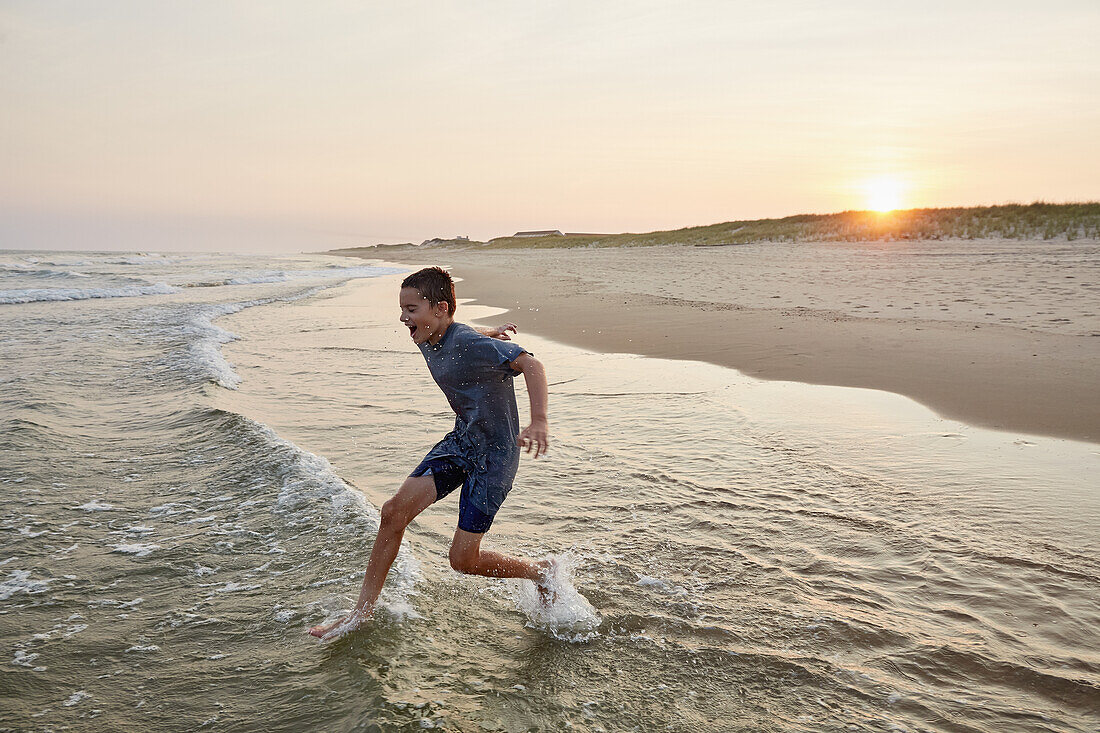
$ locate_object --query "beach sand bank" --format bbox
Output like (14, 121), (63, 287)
(335, 239), (1100, 443)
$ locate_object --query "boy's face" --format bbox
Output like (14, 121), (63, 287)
(399, 287), (452, 345)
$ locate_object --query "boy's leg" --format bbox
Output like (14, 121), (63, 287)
(308, 474), (437, 638)
(446, 471), (553, 588)
(448, 529), (546, 582)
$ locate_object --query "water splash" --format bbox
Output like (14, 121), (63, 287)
(510, 553), (601, 642)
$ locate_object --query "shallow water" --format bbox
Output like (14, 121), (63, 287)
(2, 253), (1098, 732)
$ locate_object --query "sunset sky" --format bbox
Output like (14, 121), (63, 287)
(2, 1), (1098, 251)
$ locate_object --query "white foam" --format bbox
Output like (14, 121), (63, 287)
(181, 287), (324, 389)
(636, 575), (689, 596)
(256, 417), (424, 617)
(122, 525), (155, 535)
(510, 553), (601, 642)
(110, 543), (160, 557)
(63, 690), (90, 706)
(256, 419), (382, 526)
(180, 266), (401, 390)
(125, 645), (160, 653)
(314, 607), (370, 641)
(185, 303), (246, 389)
(375, 597), (425, 623)
(13, 649), (40, 667)
(0, 570), (52, 600)
(215, 582), (261, 593)
(0, 282), (180, 305)
(313, 552), (425, 640)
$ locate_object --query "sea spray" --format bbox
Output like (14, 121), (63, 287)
(510, 553), (601, 642)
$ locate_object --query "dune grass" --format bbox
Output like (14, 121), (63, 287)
(328, 202), (1100, 254)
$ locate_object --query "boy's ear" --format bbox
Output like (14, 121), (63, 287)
(433, 300), (451, 317)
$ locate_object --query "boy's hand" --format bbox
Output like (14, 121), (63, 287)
(482, 322), (518, 340)
(518, 419), (549, 458)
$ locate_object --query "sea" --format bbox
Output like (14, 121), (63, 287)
(1, 249), (1097, 732)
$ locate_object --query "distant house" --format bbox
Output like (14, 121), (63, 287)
(513, 230), (563, 238)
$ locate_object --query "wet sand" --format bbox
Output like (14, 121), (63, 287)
(335, 240), (1100, 443)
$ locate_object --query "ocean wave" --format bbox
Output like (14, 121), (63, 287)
(180, 285), (327, 390)
(0, 265), (93, 279)
(177, 263), (400, 391)
(220, 265), (404, 287)
(211, 409), (422, 620)
(223, 272), (294, 285)
(185, 302), (249, 389)
(0, 282), (181, 305)
(0, 261), (403, 304)
(223, 409), (385, 528)
(1, 257), (90, 268)
(101, 255), (176, 266)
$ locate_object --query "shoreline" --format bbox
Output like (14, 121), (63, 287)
(334, 244), (1099, 444)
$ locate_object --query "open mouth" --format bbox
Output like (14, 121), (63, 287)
(407, 324), (418, 338)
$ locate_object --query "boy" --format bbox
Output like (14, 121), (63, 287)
(309, 267), (552, 640)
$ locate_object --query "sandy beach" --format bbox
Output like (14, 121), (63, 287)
(338, 238), (1100, 444)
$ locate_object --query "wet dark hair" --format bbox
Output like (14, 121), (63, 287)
(401, 267), (456, 316)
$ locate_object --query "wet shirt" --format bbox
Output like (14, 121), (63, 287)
(417, 323), (528, 513)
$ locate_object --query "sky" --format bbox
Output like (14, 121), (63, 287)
(2, 1), (1098, 252)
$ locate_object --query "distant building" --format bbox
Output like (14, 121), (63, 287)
(513, 230), (563, 238)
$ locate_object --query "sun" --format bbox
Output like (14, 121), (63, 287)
(861, 176), (905, 213)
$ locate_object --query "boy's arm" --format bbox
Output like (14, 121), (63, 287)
(510, 352), (549, 458)
(474, 322), (518, 341)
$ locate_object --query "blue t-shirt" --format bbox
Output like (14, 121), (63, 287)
(417, 322), (529, 513)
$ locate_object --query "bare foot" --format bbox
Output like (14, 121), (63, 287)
(308, 607), (371, 640)
(535, 557), (560, 607)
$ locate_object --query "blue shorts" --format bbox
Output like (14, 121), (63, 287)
(409, 457), (497, 534)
